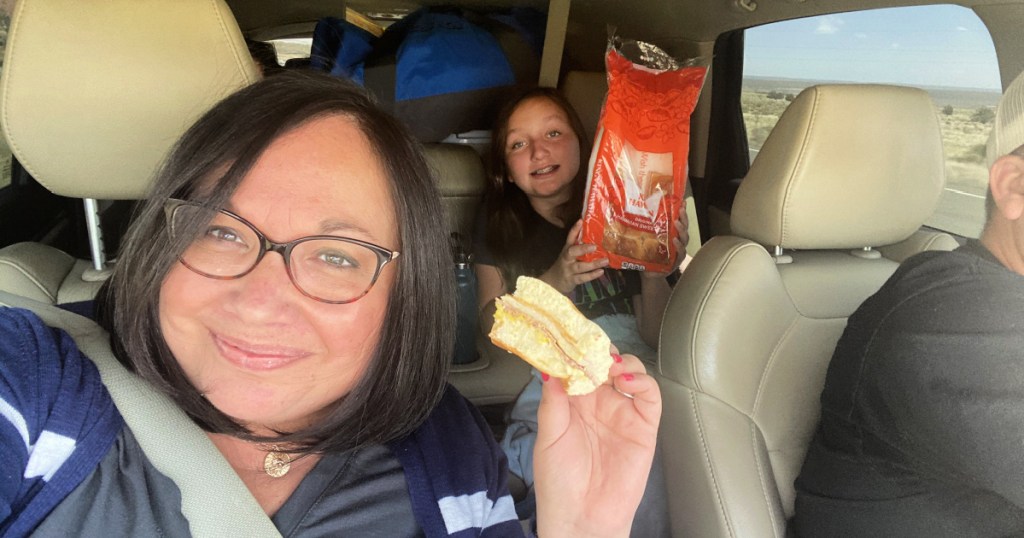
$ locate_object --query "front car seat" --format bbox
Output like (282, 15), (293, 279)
(0, 0), (258, 303)
(656, 84), (958, 537)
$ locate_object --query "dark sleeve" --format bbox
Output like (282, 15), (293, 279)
(0, 309), (37, 525)
(0, 308), (121, 535)
(623, 269), (642, 297)
(862, 273), (1024, 506)
(389, 386), (522, 536)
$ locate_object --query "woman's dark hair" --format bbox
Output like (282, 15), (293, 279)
(96, 70), (454, 453)
(484, 87), (590, 286)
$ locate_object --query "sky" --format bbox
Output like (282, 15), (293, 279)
(745, 5), (1001, 91)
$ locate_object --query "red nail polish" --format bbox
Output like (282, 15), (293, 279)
(612, 354), (623, 363)
(622, 373), (634, 381)
(541, 372), (550, 382)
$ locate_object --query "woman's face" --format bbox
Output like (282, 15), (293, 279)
(504, 96), (581, 204)
(159, 114), (399, 434)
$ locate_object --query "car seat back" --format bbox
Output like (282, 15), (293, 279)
(0, 0), (258, 304)
(657, 84), (958, 537)
(424, 143), (488, 242)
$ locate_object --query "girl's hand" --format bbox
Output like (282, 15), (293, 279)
(642, 200), (690, 279)
(541, 219), (609, 294)
(533, 352), (661, 538)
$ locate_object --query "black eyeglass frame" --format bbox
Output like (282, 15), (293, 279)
(164, 198), (400, 304)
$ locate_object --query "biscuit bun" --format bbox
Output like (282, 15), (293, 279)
(489, 276), (613, 395)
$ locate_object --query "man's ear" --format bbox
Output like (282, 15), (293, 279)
(989, 154), (1024, 221)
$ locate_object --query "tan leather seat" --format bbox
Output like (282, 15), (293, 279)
(656, 84), (958, 537)
(0, 0), (258, 303)
(424, 143), (489, 241)
(424, 142), (533, 405)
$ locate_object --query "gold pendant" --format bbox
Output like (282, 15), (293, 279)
(263, 447), (291, 478)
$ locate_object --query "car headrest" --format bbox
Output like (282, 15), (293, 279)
(731, 84), (945, 249)
(423, 143), (486, 199)
(0, 0), (259, 200)
(422, 143), (487, 241)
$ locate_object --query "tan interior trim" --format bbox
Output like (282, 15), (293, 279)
(538, 0), (571, 87)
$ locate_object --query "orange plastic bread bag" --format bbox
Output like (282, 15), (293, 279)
(579, 37), (708, 273)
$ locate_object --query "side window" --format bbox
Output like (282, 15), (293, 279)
(270, 38), (312, 66)
(743, 5), (1000, 238)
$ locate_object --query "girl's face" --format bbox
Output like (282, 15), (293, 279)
(158, 114), (399, 434)
(504, 96), (581, 205)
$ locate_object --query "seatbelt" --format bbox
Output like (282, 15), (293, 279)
(538, 0), (571, 88)
(0, 292), (281, 538)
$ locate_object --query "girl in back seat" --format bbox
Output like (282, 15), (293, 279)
(475, 87), (688, 359)
(474, 87), (686, 534)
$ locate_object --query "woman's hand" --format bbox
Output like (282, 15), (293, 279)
(533, 353), (662, 538)
(540, 219), (609, 294)
(642, 199), (690, 280)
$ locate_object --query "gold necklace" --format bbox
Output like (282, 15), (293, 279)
(263, 446), (292, 478)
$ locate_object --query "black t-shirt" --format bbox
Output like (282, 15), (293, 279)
(792, 241), (1024, 537)
(473, 208), (640, 319)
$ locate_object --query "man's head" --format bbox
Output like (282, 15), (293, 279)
(981, 70), (1024, 275)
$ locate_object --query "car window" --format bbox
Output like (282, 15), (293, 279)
(270, 37), (312, 65)
(743, 5), (1000, 238)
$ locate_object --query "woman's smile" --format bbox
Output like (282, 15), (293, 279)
(212, 332), (312, 371)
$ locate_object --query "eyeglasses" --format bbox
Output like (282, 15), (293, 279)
(164, 199), (400, 304)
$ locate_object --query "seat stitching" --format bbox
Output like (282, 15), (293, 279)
(751, 316), (800, 414)
(207, 0), (255, 81)
(780, 87), (821, 246)
(751, 421), (782, 537)
(690, 389), (737, 537)
(0, 259), (57, 302)
(682, 240), (765, 391)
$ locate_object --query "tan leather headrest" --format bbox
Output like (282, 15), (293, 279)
(0, 0), (258, 200)
(423, 143), (486, 198)
(731, 85), (945, 249)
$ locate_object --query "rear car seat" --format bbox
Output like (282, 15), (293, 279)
(423, 143), (534, 406)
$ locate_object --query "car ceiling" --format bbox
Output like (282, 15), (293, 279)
(227, 0), (1024, 84)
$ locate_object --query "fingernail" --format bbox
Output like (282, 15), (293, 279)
(541, 372), (550, 382)
(622, 373), (634, 381)
(612, 353), (623, 363)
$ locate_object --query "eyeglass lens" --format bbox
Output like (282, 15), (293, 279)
(171, 204), (384, 303)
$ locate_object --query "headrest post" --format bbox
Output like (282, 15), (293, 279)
(850, 246), (882, 260)
(772, 245), (793, 265)
(83, 198), (107, 272)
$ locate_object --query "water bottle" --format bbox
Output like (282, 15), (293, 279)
(452, 236), (479, 364)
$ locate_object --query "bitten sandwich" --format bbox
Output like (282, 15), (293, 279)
(489, 276), (612, 395)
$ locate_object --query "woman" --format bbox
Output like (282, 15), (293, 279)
(0, 72), (660, 537)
